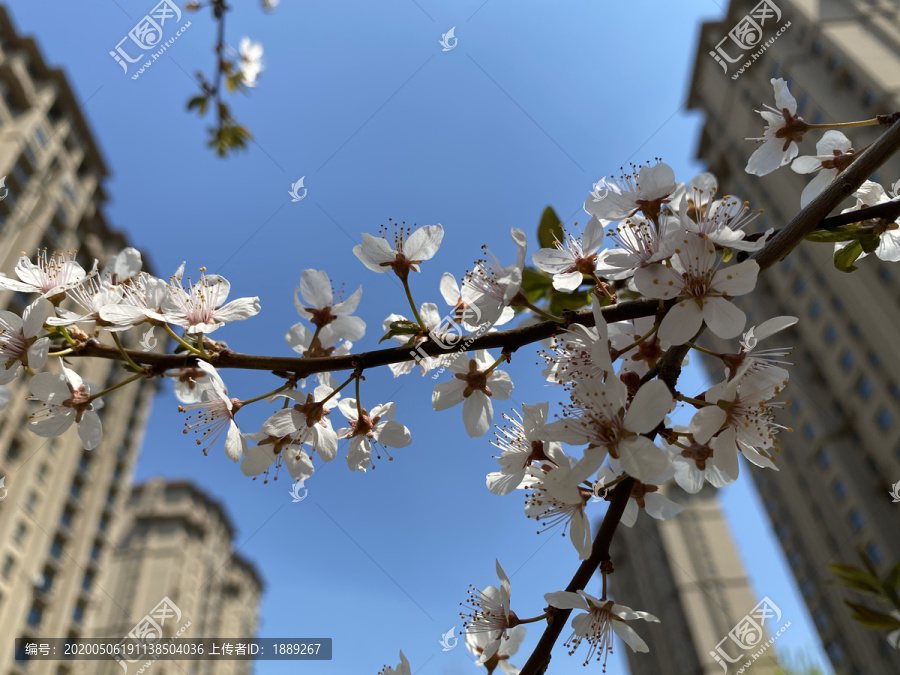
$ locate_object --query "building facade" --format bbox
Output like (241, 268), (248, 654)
(688, 0), (900, 672)
(81, 479), (263, 675)
(613, 485), (780, 675)
(0, 7), (160, 674)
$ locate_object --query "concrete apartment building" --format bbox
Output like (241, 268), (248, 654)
(688, 0), (900, 672)
(613, 486), (780, 675)
(0, 6), (163, 675)
(81, 478), (263, 675)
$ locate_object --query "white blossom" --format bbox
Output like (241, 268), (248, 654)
(532, 217), (606, 291)
(634, 234), (759, 345)
(462, 228), (528, 326)
(461, 560), (517, 664)
(584, 162), (677, 221)
(178, 361), (246, 462)
(163, 265), (260, 334)
(432, 350), (513, 438)
(0, 299), (50, 385)
(238, 38), (264, 87)
(746, 78), (807, 176)
(353, 222), (443, 278)
(29, 359), (104, 450)
(377, 651), (411, 675)
(337, 399), (411, 472)
(544, 591), (659, 667)
(594, 215), (682, 281)
(792, 131), (856, 208)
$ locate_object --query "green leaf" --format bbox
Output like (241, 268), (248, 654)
(721, 248), (734, 263)
(887, 563), (900, 593)
(833, 240), (863, 273)
(520, 266), (555, 305)
(187, 95), (209, 116)
(549, 289), (592, 317)
(537, 206), (564, 249)
(859, 232), (881, 254)
(845, 601), (900, 631)
(829, 562), (884, 595)
(379, 319), (422, 344)
(805, 224), (861, 243)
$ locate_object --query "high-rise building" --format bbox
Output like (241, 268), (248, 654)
(81, 478), (264, 675)
(688, 0), (900, 672)
(0, 7), (161, 674)
(613, 485), (780, 675)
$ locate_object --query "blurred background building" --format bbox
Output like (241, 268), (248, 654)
(688, 0), (900, 672)
(0, 9), (262, 675)
(613, 485), (780, 674)
(82, 478), (264, 675)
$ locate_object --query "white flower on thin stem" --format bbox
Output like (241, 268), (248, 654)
(286, 322), (353, 358)
(792, 131), (857, 208)
(462, 228), (528, 326)
(163, 265), (260, 334)
(487, 402), (557, 495)
(432, 350), (513, 438)
(544, 591), (659, 668)
(532, 217), (606, 292)
(240, 430), (314, 483)
(293, 269), (365, 342)
(45, 275), (129, 331)
(238, 38), (264, 87)
(833, 180), (900, 263)
(746, 78), (808, 176)
(99, 272), (170, 328)
(461, 560), (518, 664)
(542, 377), (673, 483)
(465, 624), (526, 675)
(29, 359), (103, 450)
(337, 399), (411, 472)
(634, 234), (759, 345)
(525, 445), (593, 559)
(585, 162), (677, 221)
(0, 250), (90, 302)
(0, 299), (50, 385)
(377, 651), (411, 675)
(178, 361), (246, 462)
(172, 366), (216, 404)
(353, 221), (444, 279)
(720, 315), (797, 383)
(594, 215), (682, 281)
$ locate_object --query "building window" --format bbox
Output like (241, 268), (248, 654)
(813, 111), (826, 125)
(863, 90), (877, 108)
(788, 551), (803, 569)
(868, 351), (883, 367)
(839, 349), (855, 371)
(857, 378), (873, 400)
(50, 540), (63, 559)
(6, 437), (22, 462)
(849, 509), (865, 532)
(826, 641), (845, 664)
(793, 277), (807, 294)
(847, 322), (861, 338)
(25, 491), (39, 514)
(824, 324), (837, 344)
(876, 408), (893, 431)
(72, 602), (86, 623)
(831, 295), (845, 311)
(1, 554), (15, 580)
(808, 300), (822, 319)
(813, 609), (830, 630)
(889, 382), (900, 400)
(803, 423), (817, 440)
(865, 542), (882, 565)
(832, 479), (847, 499)
(81, 573), (93, 591)
(878, 266), (893, 283)
(37, 463), (49, 483)
(800, 580), (815, 598)
(817, 450), (830, 468)
(90, 542), (102, 561)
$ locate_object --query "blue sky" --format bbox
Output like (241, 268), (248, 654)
(10, 0), (832, 672)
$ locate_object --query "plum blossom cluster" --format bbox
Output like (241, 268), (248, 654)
(4, 117), (900, 673)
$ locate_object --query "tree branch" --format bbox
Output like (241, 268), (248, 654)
(68, 298), (665, 376)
